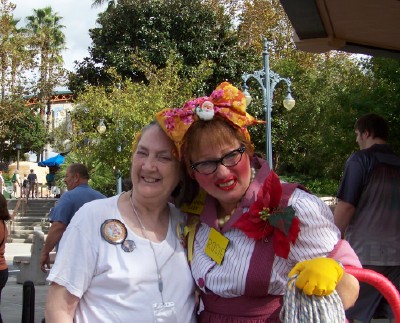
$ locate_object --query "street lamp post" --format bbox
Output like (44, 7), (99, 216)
(242, 38), (295, 169)
(16, 144), (22, 170)
(97, 119), (122, 195)
(116, 144), (122, 194)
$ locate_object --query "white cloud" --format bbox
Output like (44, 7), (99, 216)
(11, 0), (104, 71)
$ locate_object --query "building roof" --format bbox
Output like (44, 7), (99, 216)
(279, 0), (400, 59)
(24, 91), (75, 106)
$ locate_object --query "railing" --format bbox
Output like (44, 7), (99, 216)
(8, 197), (27, 242)
(345, 266), (400, 322)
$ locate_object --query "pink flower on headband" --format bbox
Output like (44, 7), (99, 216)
(210, 89), (224, 100)
(155, 82), (265, 159)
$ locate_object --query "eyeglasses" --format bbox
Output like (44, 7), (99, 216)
(191, 146), (246, 175)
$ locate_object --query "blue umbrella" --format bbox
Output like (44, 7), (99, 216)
(38, 154), (65, 167)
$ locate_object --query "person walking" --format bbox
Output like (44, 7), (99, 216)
(27, 169), (38, 199)
(0, 193), (11, 323)
(335, 113), (400, 323)
(21, 174), (28, 198)
(45, 171), (56, 198)
(40, 163), (106, 272)
(11, 170), (20, 198)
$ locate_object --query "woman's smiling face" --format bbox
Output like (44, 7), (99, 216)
(191, 140), (251, 212)
(131, 124), (180, 202)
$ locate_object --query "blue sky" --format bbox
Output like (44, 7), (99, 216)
(11, 0), (104, 71)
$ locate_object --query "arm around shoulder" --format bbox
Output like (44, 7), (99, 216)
(45, 282), (79, 322)
(334, 200), (355, 237)
(336, 272), (360, 310)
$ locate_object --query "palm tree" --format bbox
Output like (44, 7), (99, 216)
(26, 6), (66, 118)
(9, 18), (31, 97)
(0, 0), (28, 100)
(91, 0), (116, 8)
(26, 6), (66, 161)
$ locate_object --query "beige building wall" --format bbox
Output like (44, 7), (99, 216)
(7, 161), (51, 197)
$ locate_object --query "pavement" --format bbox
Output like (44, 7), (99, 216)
(2, 243), (48, 323)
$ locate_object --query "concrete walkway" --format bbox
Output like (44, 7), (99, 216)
(2, 243), (48, 323)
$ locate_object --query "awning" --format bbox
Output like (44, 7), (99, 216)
(279, 0), (400, 59)
(38, 154), (65, 167)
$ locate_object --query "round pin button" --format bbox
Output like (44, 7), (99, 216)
(100, 219), (127, 244)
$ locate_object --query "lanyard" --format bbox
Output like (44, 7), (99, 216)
(129, 193), (176, 304)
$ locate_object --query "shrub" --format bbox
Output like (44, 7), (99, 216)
(280, 173), (339, 197)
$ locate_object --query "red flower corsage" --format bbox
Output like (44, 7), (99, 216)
(233, 171), (300, 259)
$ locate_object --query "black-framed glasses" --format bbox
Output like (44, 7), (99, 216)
(191, 146), (246, 175)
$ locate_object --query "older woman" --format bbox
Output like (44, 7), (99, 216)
(156, 82), (361, 322)
(45, 122), (196, 322)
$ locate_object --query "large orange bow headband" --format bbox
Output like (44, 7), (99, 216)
(156, 82), (265, 158)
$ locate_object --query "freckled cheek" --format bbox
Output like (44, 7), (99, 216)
(130, 161), (142, 181)
(229, 156), (251, 184)
(194, 173), (214, 189)
(234, 157), (250, 176)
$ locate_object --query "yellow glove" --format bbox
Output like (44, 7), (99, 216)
(288, 257), (344, 296)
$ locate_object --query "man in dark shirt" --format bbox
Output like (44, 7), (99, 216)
(335, 113), (400, 323)
(27, 169), (38, 198)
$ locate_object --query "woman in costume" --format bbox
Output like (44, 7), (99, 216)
(45, 122), (196, 322)
(156, 82), (361, 322)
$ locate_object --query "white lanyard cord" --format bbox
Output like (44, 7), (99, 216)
(129, 193), (176, 304)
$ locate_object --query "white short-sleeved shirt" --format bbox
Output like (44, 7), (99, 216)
(48, 195), (196, 323)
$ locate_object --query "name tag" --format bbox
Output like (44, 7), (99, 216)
(204, 228), (229, 265)
(180, 190), (207, 215)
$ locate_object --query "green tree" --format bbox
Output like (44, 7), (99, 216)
(69, 0), (257, 95)
(234, 0), (399, 194)
(0, 0), (31, 100)
(0, 99), (47, 163)
(54, 152), (116, 197)
(363, 57), (400, 152)
(26, 6), (66, 119)
(0, 0), (47, 163)
(91, 0), (112, 7)
(72, 0), (399, 197)
(25, 6), (67, 161)
(60, 55), (213, 195)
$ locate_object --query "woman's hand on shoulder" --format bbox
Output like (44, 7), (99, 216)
(335, 272), (360, 309)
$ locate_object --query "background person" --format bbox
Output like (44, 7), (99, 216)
(27, 169), (37, 198)
(46, 170), (56, 198)
(21, 174), (28, 198)
(11, 170), (20, 198)
(335, 113), (400, 323)
(0, 193), (11, 323)
(45, 122), (196, 322)
(40, 163), (106, 272)
(0, 171), (4, 194)
(156, 81), (361, 322)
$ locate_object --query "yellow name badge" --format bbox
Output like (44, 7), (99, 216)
(180, 190), (207, 215)
(204, 228), (229, 265)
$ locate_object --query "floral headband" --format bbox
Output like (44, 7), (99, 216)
(155, 82), (265, 158)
